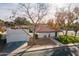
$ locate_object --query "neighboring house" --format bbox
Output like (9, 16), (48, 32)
(35, 25), (61, 38)
(63, 30), (79, 36)
(14, 25), (32, 29)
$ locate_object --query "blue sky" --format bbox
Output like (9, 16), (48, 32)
(0, 3), (79, 22)
(0, 3), (18, 21)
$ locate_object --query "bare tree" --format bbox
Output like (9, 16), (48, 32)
(72, 22), (79, 36)
(73, 7), (79, 16)
(55, 5), (76, 36)
(9, 10), (17, 22)
(18, 3), (49, 44)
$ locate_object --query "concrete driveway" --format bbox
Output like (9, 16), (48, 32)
(0, 29), (29, 56)
(6, 29), (29, 43)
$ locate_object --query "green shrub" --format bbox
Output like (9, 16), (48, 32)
(58, 35), (79, 44)
(0, 34), (2, 39)
(0, 34), (6, 44)
(29, 29), (32, 33)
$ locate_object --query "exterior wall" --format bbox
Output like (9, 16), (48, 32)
(68, 31), (75, 36)
(6, 29), (29, 43)
(29, 32), (60, 38)
(63, 30), (75, 36)
(62, 30), (79, 36)
(77, 31), (79, 36)
(37, 32), (55, 38)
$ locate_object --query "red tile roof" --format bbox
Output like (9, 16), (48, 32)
(35, 25), (60, 33)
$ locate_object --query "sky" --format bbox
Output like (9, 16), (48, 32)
(0, 3), (79, 22)
(0, 3), (18, 21)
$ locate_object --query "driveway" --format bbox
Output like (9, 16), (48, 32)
(0, 29), (29, 56)
(6, 29), (29, 43)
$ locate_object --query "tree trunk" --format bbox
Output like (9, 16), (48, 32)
(32, 24), (36, 44)
(65, 30), (68, 36)
(75, 31), (77, 37)
(55, 32), (57, 37)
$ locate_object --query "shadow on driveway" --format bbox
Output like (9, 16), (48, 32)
(0, 41), (26, 56)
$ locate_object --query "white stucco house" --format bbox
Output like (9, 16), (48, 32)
(30, 25), (61, 38)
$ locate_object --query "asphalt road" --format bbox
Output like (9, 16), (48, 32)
(19, 46), (79, 56)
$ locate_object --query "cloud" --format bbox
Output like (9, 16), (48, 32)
(0, 3), (79, 21)
(0, 3), (18, 21)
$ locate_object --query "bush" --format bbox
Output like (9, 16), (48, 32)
(0, 39), (6, 44)
(0, 27), (6, 32)
(0, 34), (6, 44)
(0, 34), (2, 39)
(58, 35), (79, 44)
(29, 29), (33, 33)
(34, 34), (38, 39)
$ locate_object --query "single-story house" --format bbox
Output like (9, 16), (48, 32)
(30, 25), (61, 38)
(14, 25), (32, 29)
(62, 30), (79, 36)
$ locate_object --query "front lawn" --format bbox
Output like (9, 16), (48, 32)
(58, 35), (79, 44)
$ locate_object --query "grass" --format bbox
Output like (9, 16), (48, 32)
(58, 35), (79, 44)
